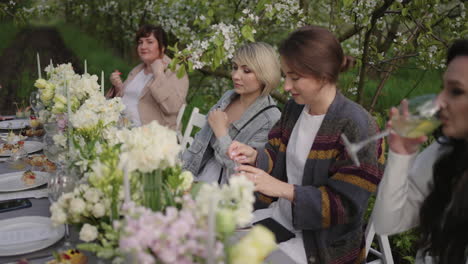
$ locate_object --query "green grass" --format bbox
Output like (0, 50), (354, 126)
(0, 22), (21, 55)
(55, 23), (134, 81)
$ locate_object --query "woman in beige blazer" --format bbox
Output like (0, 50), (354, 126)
(108, 24), (189, 129)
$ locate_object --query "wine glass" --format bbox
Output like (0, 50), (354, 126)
(28, 116), (41, 140)
(341, 94), (441, 167)
(7, 144), (28, 170)
(29, 91), (43, 115)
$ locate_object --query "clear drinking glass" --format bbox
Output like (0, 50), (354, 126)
(341, 94), (441, 167)
(48, 164), (78, 250)
(29, 91), (43, 115)
(42, 123), (66, 164)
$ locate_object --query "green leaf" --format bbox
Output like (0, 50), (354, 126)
(77, 243), (103, 252)
(187, 60), (194, 72)
(190, 181), (204, 197)
(255, 0), (269, 12)
(176, 65), (186, 78)
(402, 8), (408, 17)
(241, 25), (255, 42)
(343, 0), (353, 8)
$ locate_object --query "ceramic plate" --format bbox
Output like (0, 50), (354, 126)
(0, 171), (49, 192)
(0, 141), (43, 157)
(0, 216), (65, 256)
(0, 119), (29, 130)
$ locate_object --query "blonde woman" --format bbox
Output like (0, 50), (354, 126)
(182, 42), (281, 184)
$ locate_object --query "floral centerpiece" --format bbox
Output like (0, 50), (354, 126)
(50, 120), (194, 261)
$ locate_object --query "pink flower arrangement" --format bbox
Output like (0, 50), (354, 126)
(119, 198), (224, 264)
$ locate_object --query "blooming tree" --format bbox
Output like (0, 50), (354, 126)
(7, 0), (468, 108)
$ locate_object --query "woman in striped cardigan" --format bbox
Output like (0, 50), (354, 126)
(229, 26), (385, 264)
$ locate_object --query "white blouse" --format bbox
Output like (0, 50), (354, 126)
(122, 70), (153, 127)
(253, 105), (325, 264)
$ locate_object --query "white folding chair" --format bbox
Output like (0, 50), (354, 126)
(176, 104), (186, 143)
(365, 212), (394, 264)
(180, 107), (206, 150)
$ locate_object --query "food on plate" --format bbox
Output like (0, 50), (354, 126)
(21, 170), (36, 185)
(0, 141), (24, 154)
(23, 128), (45, 137)
(25, 155), (56, 172)
(46, 249), (88, 264)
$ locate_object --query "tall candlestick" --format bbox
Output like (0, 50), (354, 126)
(84, 60), (87, 74)
(36, 53), (42, 79)
(101, 70), (104, 95)
(123, 163), (131, 203)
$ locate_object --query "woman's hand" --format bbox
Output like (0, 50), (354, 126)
(236, 165), (294, 201)
(208, 109), (229, 138)
(388, 100), (427, 155)
(228, 141), (258, 165)
(110, 70), (123, 88)
(150, 59), (168, 76)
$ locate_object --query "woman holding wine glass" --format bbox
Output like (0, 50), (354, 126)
(373, 39), (468, 264)
(228, 26), (385, 264)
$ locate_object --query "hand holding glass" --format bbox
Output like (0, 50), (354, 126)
(341, 94), (441, 167)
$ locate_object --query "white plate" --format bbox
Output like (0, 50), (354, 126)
(0, 216), (65, 256)
(0, 119), (29, 130)
(0, 171), (49, 192)
(0, 133), (28, 141)
(0, 141), (43, 157)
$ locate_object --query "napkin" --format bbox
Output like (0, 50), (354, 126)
(0, 188), (48, 201)
(0, 226), (59, 246)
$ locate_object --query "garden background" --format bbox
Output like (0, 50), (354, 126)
(1, 0), (466, 263)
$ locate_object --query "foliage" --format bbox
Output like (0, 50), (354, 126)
(17, 0), (465, 108)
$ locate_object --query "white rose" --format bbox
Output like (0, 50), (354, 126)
(92, 203), (106, 218)
(40, 88), (54, 102)
(34, 79), (48, 89)
(69, 198), (86, 215)
(84, 188), (100, 203)
(51, 207), (67, 226)
(79, 223), (98, 242)
(179, 171), (193, 191)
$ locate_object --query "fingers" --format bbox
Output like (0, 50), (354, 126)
(236, 165), (259, 174)
(228, 141), (240, 157)
(400, 99), (409, 118)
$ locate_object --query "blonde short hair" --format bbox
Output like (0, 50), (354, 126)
(232, 42), (281, 96)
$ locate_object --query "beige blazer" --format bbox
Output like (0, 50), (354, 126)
(118, 55), (189, 129)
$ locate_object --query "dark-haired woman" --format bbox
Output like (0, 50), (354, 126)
(108, 24), (188, 128)
(229, 26), (385, 264)
(374, 39), (468, 264)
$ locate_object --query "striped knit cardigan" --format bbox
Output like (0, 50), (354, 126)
(255, 92), (385, 264)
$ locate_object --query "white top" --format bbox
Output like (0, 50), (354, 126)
(253, 105), (325, 264)
(122, 70), (153, 127)
(373, 141), (465, 264)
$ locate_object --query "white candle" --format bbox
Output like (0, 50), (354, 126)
(36, 53), (42, 79)
(49, 59), (53, 67)
(66, 81), (73, 153)
(101, 70), (104, 95)
(123, 163), (131, 203)
(84, 60), (87, 74)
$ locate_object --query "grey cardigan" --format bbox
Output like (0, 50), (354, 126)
(182, 90), (280, 182)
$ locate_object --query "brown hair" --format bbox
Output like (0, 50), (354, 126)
(279, 25), (355, 84)
(135, 24), (167, 56)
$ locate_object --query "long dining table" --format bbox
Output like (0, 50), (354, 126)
(0, 123), (295, 264)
